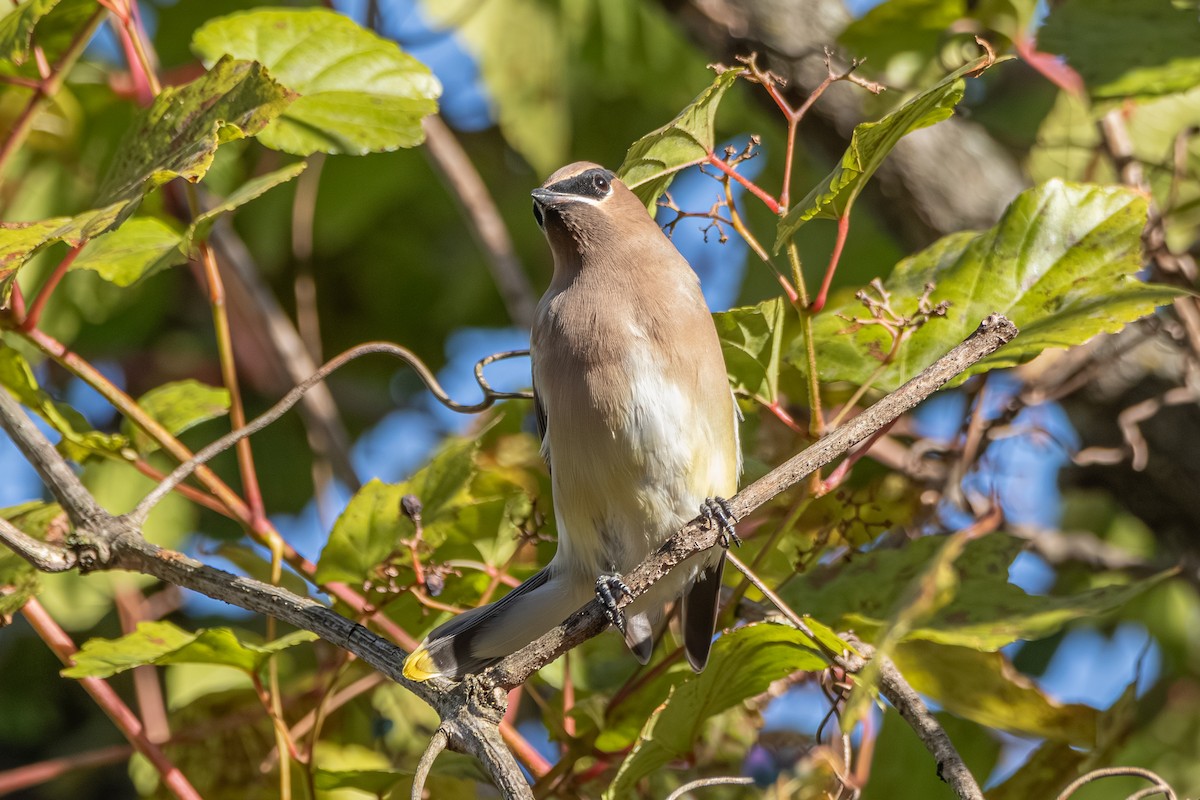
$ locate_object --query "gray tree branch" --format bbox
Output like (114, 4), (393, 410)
(1, 314), (1017, 799)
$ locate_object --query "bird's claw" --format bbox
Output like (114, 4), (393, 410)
(595, 573), (631, 635)
(701, 496), (741, 548)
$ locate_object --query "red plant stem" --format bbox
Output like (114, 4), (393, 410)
(501, 723), (552, 777)
(0, 9), (106, 181)
(0, 744), (134, 795)
(818, 418), (898, 495)
(22, 599), (203, 800)
(132, 459), (236, 518)
(781, 117), (799, 210)
(705, 152), (781, 214)
(766, 399), (805, 434)
(562, 651), (576, 739)
(19, 244), (82, 332)
(813, 211), (852, 312)
(9, 281), (28, 321)
(198, 244), (266, 528)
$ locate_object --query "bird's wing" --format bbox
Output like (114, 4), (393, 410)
(534, 380), (550, 473)
(681, 550), (726, 672)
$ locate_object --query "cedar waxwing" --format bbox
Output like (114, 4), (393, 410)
(403, 162), (741, 681)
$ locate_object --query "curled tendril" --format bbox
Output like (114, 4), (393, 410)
(129, 342), (532, 524)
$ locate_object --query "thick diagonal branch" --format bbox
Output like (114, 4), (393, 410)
(485, 314), (1017, 688)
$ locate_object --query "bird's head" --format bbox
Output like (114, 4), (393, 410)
(531, 162), (652, 259)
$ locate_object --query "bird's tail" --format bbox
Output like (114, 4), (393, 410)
(404, 566), (590, 681)
(681, 549), (726, 671)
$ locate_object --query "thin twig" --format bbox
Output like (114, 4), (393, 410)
(1054, 766), (1177, 800)
(422, 115), (538, 328)
(413, 728), (449, 800)
(129, 343), (530, 523)
(840, 635), (983, 800)
(665, 775), (756, 800)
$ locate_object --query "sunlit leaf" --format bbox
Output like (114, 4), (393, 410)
(892, 641), (1098, 745)
(315, 439), (479, 586)
(188, 161), (307, 242)
(0, 341), (130, 461)
(99, 55), (295, 208)
(801, 181), (1181, 391)
(617, 67), (745, 212)
(70, 217), (187, 287)
(423, 0), (565, 174)
(123, 379), (230, 456)
(779, 532), (1171, 652)
(1039, 0), (1200, 99)
(714, 297), (790, 404)
(775, 53), (1006, 250)
(62, 620), (317, 678)
(0, 502), (63, 620)
(0, 0), (62, 64)
(313, 768), (409, 793)
(192, 9), (440, 157)
(607, 623), (827, 798)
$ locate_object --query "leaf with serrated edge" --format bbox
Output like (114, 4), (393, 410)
(0, 341), (129, 461)
(892, 640), (1097, 745)
(779, 532), (1171, 652)
(606, 623), (828, 798)
(617, 67), (745, 213)
(70, 217), (186, 287)
(1039, 0), (1200, 99)
(315, 440), (478, 586)
(99, 56), (295, 208)
(714, 297), (789, 404)
(192, 9), (440, 157)
(798, 181), (1182, 391)
(775, 54), (1010, 250)
(122, 379), (230, 455)
(62, 620), (317, 678)
(0, 0), (61, 65)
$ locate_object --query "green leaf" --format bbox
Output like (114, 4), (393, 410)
(69, 217), (187, 287)
(63, 620), (318, 678)
(892, 641), (1097, 745)
(617, 67), (745, 213)
(713, 297), (790, 404)
(1039, 0), (1200, 99)
(0, 57), (294, 273)
(775, 54), (1006, 250)
(315, 439), (478, 586)
(839, 0), (964, 74)
(779, 532), (1171, 652)
(804, 181), (1182, 391)
(0, 0), (61, 65)
(99, 55), (296, 209)
(0, 218), (71, 267)
(0, 502), (63, 619)
(313, 768), (409, 794)
(422, 0), (565, 174)
(188, 161), (307, 242)
(123, 379), (230, 456)
(192, 9), (441, 157)
(0, 340), (130, 462)
(607, 623), (826, 798)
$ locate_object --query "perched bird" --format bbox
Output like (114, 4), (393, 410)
(404, 162), (740, 682)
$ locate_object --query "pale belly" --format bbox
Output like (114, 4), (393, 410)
(544, 365), (735, 583)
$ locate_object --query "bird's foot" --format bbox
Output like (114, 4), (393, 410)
(701, 496), (741, 548)
(595, 573), (632, 635)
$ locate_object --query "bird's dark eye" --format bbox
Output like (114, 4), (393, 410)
(532, 201), (544, 228)
(592, 173), (610, 193)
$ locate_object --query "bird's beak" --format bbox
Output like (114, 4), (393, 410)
(531, 187), (569, 207)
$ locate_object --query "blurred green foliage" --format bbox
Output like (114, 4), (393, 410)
(1, 0), (1199, 798)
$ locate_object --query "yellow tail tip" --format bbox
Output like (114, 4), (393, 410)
(403, 646), (439, 682)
